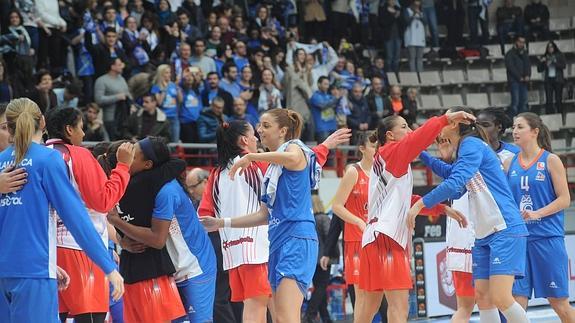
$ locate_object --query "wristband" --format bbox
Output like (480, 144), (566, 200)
(223, 218), (231, 228)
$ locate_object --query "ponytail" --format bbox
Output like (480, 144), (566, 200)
(216, 120), (250, 169)
(5, 98), (43, 165)
(371, 115), (401, 147)
(264, 108), (303, 141)
(447, 107), (492, 157)
(516, 112), (553, 152)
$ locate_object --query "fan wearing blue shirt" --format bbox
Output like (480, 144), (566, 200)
(309, 76), (339, 143)
(0, 98), (123, 323)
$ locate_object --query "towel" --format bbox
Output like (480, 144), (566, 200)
(261, 140), (322, 209)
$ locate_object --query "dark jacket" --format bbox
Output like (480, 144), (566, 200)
(379, 4), (404, 41)
(27, 89), (57, 114)
(200, 88), (234, 117)
(366, 90), (386, 128)
(314, 212), (331, 264)
(196, 108), (228, 143)
(496, 5), (523, 25)
(537, 52), (566, 83)
(123, 108), (171, 140)
(85, 32), (130, 78)
(505, 46), (531, 83)
(346, 94), (371, 130)
(524, 2), (549, 28)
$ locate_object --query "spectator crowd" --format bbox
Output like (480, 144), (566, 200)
(0, 0), (567, 144)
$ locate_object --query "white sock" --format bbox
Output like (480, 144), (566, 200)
(502, 302), (530, 323)
(479, 308), (501, 323)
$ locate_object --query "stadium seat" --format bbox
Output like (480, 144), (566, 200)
(387, 72), (399, 85)
(555, 39), (575, 53)
(528, 41), (548, 56)
(492, 68), (507, 83)
(531, 65), (543, 81)
(551, 138), (567, 151)
(562, 113), (575, 130)
(549, 17), (572, 32)
(419, 71), (442, 86)
(540, 114), (562, 132)
(485, 44), (504, 59)
(443, 70), (466, 85)
(466, 93), (489, 109)
(398, 72), (420, 86)
(491, 92), (511, 108)
(442, 94), (464, 107)
(467, 68), (491, 83)
(420, 94), (442, 110)
(528, 91), (541, 105)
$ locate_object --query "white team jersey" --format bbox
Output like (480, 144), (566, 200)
(166, 218), (203, 282)
(446, 194), (474, 273)
(214, 157), (269, 270)
(51, 152), (108, 250)
(363, 155), (413, 249)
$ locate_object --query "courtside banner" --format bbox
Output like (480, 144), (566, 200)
(422, 235), (575, 317)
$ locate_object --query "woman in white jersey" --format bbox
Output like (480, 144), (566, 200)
(354, 111), (471, 323)
(199, 120), (273, 323)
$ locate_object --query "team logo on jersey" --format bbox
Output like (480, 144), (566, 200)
(520, 195), (533, 211)
(492, 257), (502, 265)
(536, 172), (545, 181)
(510, 170), (518, 177)
(537, 162), (545, 170)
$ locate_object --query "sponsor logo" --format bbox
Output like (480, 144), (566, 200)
(0, 193), (23, 207)
(492, 257), (501, 265)
(510, 170), (518, 177)
(269, 215), (281, 228)
(537, 162), (545, 170)
(520, 195), (533, 211)
(536, 172), (545, 181)
(549, 281), (558, 289)
(222, 236), (254, 249)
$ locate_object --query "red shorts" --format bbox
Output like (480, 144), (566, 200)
(57, 247), (109, 315)
(452, 271), (475, 297)
(229, 263), (272, 302)
(344, 241), (362, 285)
(124, 276), (185, 323)
(359, 234), (413, 291)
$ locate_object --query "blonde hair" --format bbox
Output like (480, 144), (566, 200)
(153, 64), (171, 87)
(312, 194), (325, 214)
(5, 98), (43, 165)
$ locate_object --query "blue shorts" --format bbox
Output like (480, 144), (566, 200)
(472, 228), (527, 281)
(173, 272), (216, 323)
(512, 237), (569, 299)
(268, 237), (318, 296)
(0, 278), (59, 323)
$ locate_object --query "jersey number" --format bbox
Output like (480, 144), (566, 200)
(520, 176), (529, 192)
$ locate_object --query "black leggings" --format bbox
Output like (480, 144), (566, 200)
(59, 312), (107, 323)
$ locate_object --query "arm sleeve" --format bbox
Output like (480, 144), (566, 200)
(411, 195), (445, 217)
(312, 144), (329, 167)
(383, 115), (448, 177)
(152, 185), (177, 221)
(198, 170), (217, 217)
(43, 156), (115, 274)
(422, 138), (483, 208)
(419, 151), (453, 179)
(94, 79), (119, 106)
(71, 147), (130, 213)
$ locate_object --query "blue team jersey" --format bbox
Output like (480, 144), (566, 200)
(180, 88), (202, 124)
(267, 166), (317, 253)
(153, 180), (216, 279)
(0, 144), (114, 279)
(422, 137), (527, 240)
(507, 150), (564, 241)
(496, 141), (520, 163)
(151, 83), (179, 118)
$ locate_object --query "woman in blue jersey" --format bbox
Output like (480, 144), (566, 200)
(476, 108), (519, 163)
(151, 64), (182, 142)
(408, 107), (530, 323)
(201, 108), (321, 323)
(107, 136), (217, 323)
(506, 112), (575, 322)
(0, 98), (123, 323)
